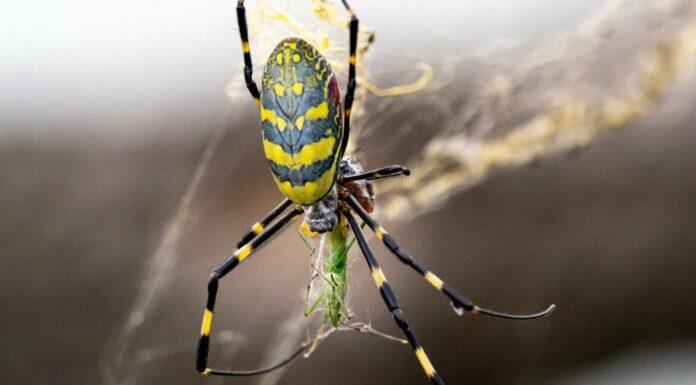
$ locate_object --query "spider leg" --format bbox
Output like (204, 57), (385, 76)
(237, 198), (292, 248)
(340, 165), (410, 182)
(236, 0), (261, 104)
(344, 210), (445, 385)
(197, 206), (307, 376)
(337, 0), (359, 158)
(344, 193), (556, 320)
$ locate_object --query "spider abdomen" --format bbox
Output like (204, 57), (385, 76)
(260, 38), (343, 206)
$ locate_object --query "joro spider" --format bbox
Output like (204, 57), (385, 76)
(196, 1), (556, 384)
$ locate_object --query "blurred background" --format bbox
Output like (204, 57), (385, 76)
(2, 1), (695, 385)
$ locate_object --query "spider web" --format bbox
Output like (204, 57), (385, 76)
(99, 1), (696, 385)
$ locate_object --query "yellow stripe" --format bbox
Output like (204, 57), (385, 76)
(251, 222), (263, 235)
(202, 369), (211, 375)
(264, 101), (329, 132)
(425, 272), (444, 290)
(349, 54), (356, 65)
(276, 53), (283, 65)
(375, 226), (388, 241)
(263, 137), (336, 168)
(242, 41), (250, 53)
(235, 244), (252, 261)
(261, 105), (288, 132)
(371, 267), (387, 288)
(415, 348), (436, 378)
(201, 309), (213, 336)
(273, 163), (336, 205)
(260, 105), (278, 126)
(305, 101), (329, 120)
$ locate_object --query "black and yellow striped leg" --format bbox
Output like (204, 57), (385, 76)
(236, 198), (292, 248)
(338, 0), (359, 158)
(344, 194), (556, 320)
(236, 0), (261, 104)
(197, 206), (307, 376)
(344, 210), (445, 385)
(340, 165), (410, 182)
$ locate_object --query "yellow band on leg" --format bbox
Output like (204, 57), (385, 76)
(371, 267), (387, 288)
(235, 244), (252, 261)
(424, 272), (444, 290)
(415, 347), (436, 378)
(201, 309), (213, 336)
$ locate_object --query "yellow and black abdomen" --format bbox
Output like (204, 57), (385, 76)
(259, 38), (343, 206)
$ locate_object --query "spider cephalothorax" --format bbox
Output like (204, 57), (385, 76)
(305, 156), (374, 234)
(338, 155), (375, 212)
(196, 1), (555, 383)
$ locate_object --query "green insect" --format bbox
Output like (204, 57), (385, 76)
(196, 1), (556, 383)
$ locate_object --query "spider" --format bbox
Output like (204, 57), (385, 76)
(196, 1), (556, 384)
